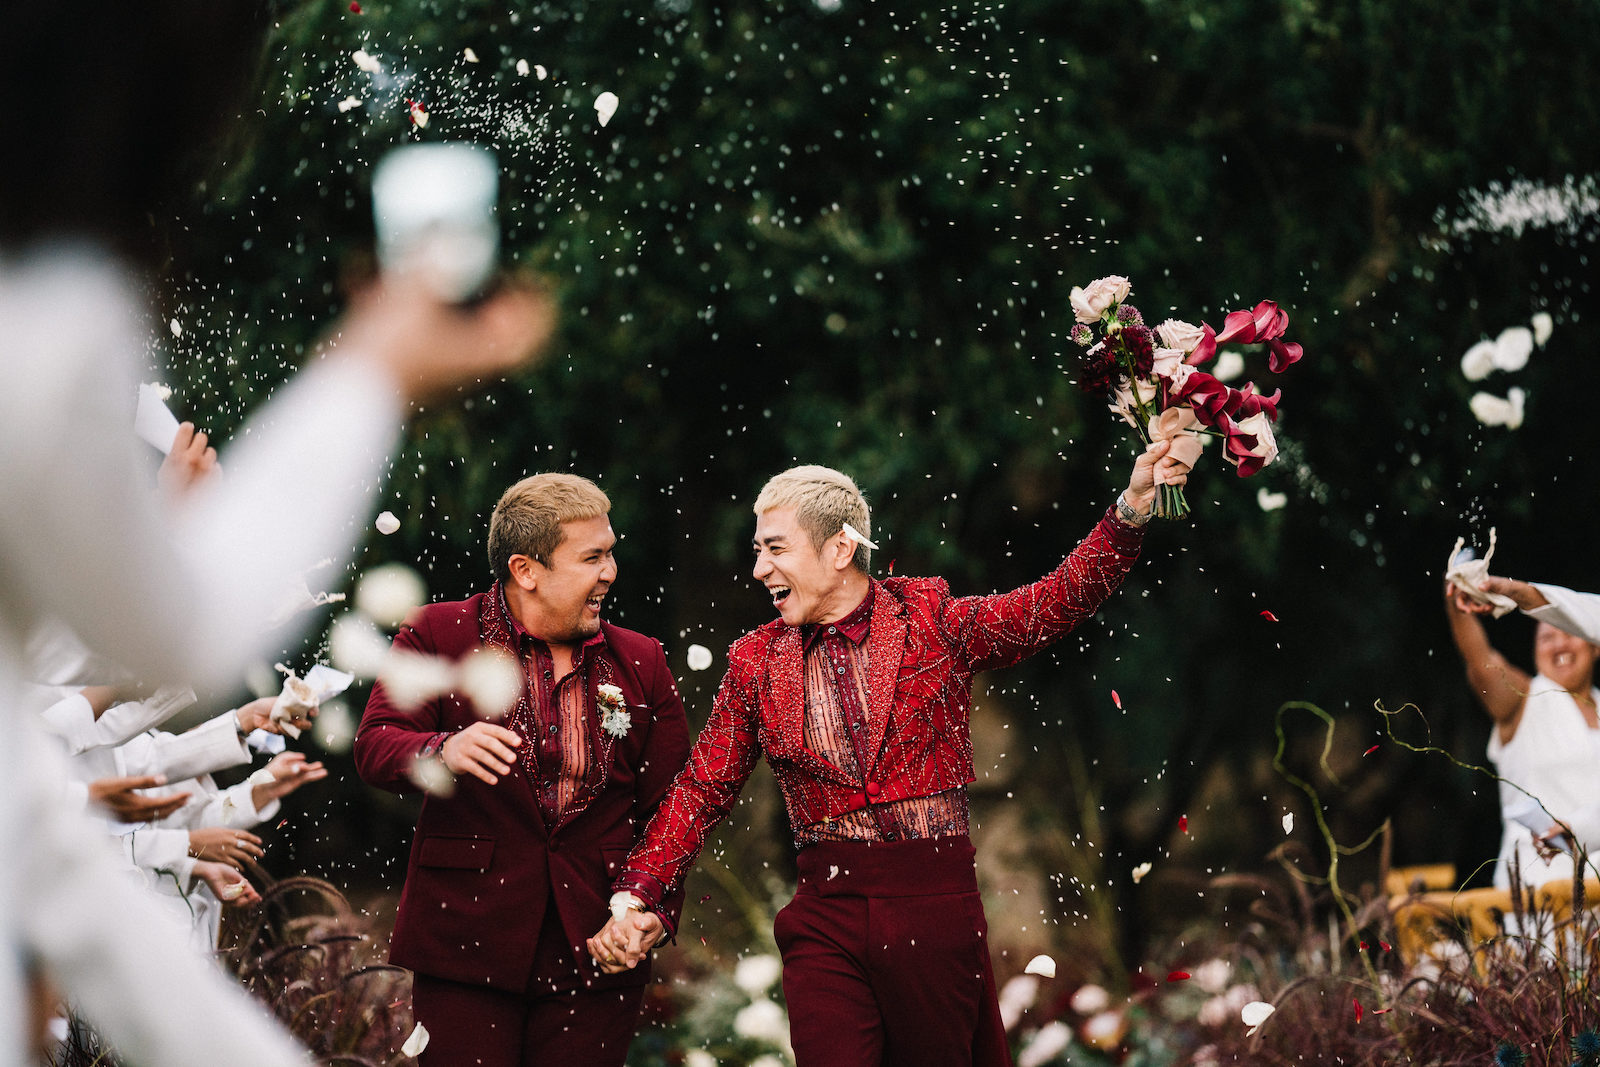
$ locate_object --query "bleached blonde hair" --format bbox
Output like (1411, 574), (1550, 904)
(753, 465), (871, 572)
(488, 473), (610, 582)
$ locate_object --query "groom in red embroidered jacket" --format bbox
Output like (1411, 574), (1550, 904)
(355, 473), (690, 1067)
(591, 444), (1189, 1067)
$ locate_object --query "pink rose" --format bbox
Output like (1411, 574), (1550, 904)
(1151, 346), (1185, 379)
(1155, 318), (1205, 353)
(1070, 276), (1132, 323)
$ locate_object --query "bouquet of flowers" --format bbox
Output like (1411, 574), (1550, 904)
(1068, 275), (1304, 518)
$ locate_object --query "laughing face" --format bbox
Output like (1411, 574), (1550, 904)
(752, 506), (861, 627)
(515, 514), (617, 644)
(1533, 621), (1600, 693)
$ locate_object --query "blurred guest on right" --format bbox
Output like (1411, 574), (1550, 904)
(1447, 580), (1600, 888)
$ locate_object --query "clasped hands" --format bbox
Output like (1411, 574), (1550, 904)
(586, 906), (665, 974)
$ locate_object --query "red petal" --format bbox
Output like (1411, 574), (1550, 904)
(1213, 309), (1257, 345)
(348, 1), (362, 11)
(1373, 1009), (1392, 1015)
(1363, 744), (1379, 756)
(1259, 610), (1279, 622)
(1353, 998), (1363, 1024)
(1112, 689), (1123, 709)
(1179, 814), (1189, 833)
(1379, 940), (1391, 952)
(698, 894), (712, 903)
(1167, 971), (1191, 982)
(1267, 339), (1303, 373)
(887, 559), (896, 575)
(699, 936), (708, 945)
(1359, 941), (1369, 951)
(1185, 323), (1217, 366)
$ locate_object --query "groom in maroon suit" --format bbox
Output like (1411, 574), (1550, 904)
(591, 443), (1189, 1067)
(355, 473), (690, 1066)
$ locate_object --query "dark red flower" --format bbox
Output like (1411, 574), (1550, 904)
(1120, 324), (1155, 376)
(1184, 322), (1218, 366)
(1216, 300), (1288, 344)
(1177, 372), (1233, 426)
(1266, 338), (1303, 373)
(1076, 343), (1120, 397)
(1230, 385), (1281, 422)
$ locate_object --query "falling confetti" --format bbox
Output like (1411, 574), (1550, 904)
(407, 753), (455, 797)
(1353, 998), (1363, 1024)
(698, 894), (712, 904)
(1131, 861), (1152, 884)
(1179, 814), (1188, 834)
(686, 644), (714, 671)
(401, 1023), (429, 1057)
(407, 99), (430, 129)
(1531, 312), (1554, 346)
(337, 96), (363, 113)
(1363, 744), (1380, 757)
(375, 510), (401, 534)
(1167, 971), (1190, 983)
(1281, 812), (1294, 835)
(463, 47), (480, 63)
(458, 648), (522, 718)
(1259, 610), (1279, 622)
(515, 59), (531, 76)
(348, 1), (362, 12)
(1241, 1001), (1274, 1036)
(1256, 487), (1287, 511)
(593, 91), (619, 127)
(168, 318), (182, 338)
(535, 64), (548, 80)
(1111, 689), (1122, 709)
(355, 562), (427, 628)
(352, 49), (381, 74)
(1359, 941), (1369, 951)
(1378, 940), (1391, 952)
(1023, 954), (1057, 978)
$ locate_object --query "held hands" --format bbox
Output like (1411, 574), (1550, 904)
(1450, 574), (1547, 616)
(586, 910), (665, 974)
(441, 722), (522, 785)
(87, 775), (192, 822)
(188, 826), (264, 869)
(158, 423), (219, 500)
(234, 696), (283, 736)
(1124, 439), (1192, 513)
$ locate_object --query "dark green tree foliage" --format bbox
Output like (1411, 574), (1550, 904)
(162, 0), (1600, 961)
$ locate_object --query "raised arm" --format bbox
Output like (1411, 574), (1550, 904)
(939, 440), (1185, 673)
(1445, 583), (1529, 737)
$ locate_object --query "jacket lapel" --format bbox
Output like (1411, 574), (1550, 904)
(862, 582), (906, 777)
(766, 625), (809, 757)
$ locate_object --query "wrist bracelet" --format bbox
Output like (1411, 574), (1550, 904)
(1115, 491), (1153, 527)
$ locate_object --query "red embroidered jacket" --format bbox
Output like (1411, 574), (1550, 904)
(615, 505), (1144, 905)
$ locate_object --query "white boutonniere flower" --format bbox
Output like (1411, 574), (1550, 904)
(597, 683), (631, 738)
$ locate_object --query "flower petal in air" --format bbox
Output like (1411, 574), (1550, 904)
(1460, 339), (1497, 381)
(594, 91), (620, 127)
(1492, 326), (1534, 372)
(1132, 861), (1152, 883)
(1282, 812), (1294, 834)
(686, 644), (714, 671)
(1024, 954), (1057, 978)
(375, 510), (401, 534)
(401, 1023), (430, 1057)
(1241, 1001), (1275, 1036)
(1530, 312), (1553, 347)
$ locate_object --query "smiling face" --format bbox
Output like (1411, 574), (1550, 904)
(752, 506), (865, 627)
(1534, 621), (1599, 693)
(508, 514), (617, 645)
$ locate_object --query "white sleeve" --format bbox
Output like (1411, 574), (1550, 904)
(0, 250), (404, 692)
(114, 714), (249, 783)
(1528, 584), (1600, 646)
(184, 780), (280, 830)
(124, 826), (193, 876)
(89, 686), (199, 750)
(38, 692), (97, 753)
(12, 716), (311, 1065)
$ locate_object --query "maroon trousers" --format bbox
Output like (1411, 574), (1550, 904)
(776, 836), (1011, 1067)
(411, 908), (644, 1067)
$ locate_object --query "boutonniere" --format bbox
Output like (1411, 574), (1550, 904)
(597, 683), (632, 739)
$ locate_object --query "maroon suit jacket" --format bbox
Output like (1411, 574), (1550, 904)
(355, 592), (690, 993)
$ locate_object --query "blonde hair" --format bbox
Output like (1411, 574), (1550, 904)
(753, 465), (871, 571)
(488, 473), (611, 582)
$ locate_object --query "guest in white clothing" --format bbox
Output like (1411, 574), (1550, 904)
(1447, 583), (1600, 888)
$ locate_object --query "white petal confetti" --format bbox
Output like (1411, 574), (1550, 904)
(594, 91), (620, 127)
(328, 613), (391, 677)
(408, 100), (430, 129)
(1131, 861), (1153, 884)
(407, 754), (455, 798)
(168, 318), (182, 338)
(535, 64), (548, 80)
(1241, 1000), (1275, 1035)
(217, 881), (246, 901)
(1491, 325), (1534, 372)
(1023, 954), (1057, 979)
(458, 647), (523, 719)
(337, 95), (363, 113)
(1282, 812), (1294, 834)
(1531, 311), (1554, 347)
(463, 47), (479, 63)
(1069, 983), (1110, 1015)
(352, 49), (382, 74)
(310, 698), (356, 755)
(841, 522), (879, 550)
(375, 510), (401, 535)
(379, 650), (456, 710)
(355, 562), (427, 629)
(686, 644), (714, 671)
(515, 58), (530, 76)
(1468, 387), (1525, 429)
(1255, 487), (1287, 512)
(1459, 339), (1497, 382)
(401, 1022), (430, 1057)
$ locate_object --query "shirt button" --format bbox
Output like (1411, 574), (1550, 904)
(883, 832), (898, 842)
(828, 626), (837, 634)
(548, 725), (558, 735)
(837, 667), (845, 675)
